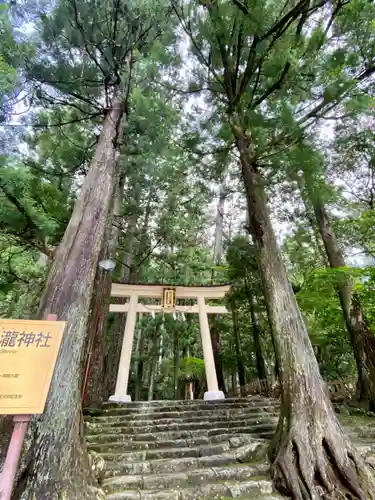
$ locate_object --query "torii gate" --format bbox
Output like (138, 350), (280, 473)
(108, 282), (231, 402)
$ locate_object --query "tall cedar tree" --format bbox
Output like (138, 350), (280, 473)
(173, 0), (375, 498)
(12, 0), (171, 497)
(296, 144), (375, 412)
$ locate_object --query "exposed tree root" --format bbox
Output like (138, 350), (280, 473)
(269, 395), (375, 500)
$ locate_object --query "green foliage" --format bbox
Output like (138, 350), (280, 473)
(282, 228), (365, 380)
(2, 0), (375, 404)
(179, 357), (205, 381)
(0, 6), (20, 120)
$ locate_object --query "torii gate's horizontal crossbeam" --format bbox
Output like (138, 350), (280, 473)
(111, 283), (230, 299)
(109, 304), (229, 314)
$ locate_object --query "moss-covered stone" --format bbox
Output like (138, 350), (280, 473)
(84, 397), (375, 499)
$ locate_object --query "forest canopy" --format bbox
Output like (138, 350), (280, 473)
(1, 0), (375, 499)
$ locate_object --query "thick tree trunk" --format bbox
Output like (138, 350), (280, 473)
(210, 321), (227, 393)
(157, 332), (163, 372)
(300, 195), (329, 266)
(212, 175), (228, 270)
(133, 314), (143, 401)
(231, 369), (238, 396)
(82, 233), (112, 409)
(0, 416), (13, 472)
(231, 301), (246, 393)
(173, 329), (180, 399)
(148, 324), (161, 401)
(233, 124), (375, 500)
(17, 91), (124, 500)
(313, 198), (375, 411)
(83, 174), (124, 408)
(134, 316), (145, 401)
(147, 359), (156, 401)
(249, 295), (267, 380)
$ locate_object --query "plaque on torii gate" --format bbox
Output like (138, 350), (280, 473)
(162, 287), (176, 310)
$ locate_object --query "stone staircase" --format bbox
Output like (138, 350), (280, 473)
(84, 397), (375, 500)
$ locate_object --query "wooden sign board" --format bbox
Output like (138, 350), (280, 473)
(0, 319), (66, 415)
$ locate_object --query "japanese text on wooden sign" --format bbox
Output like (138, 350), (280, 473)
(0, 319), (66, 415)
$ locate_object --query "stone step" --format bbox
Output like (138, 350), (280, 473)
(355, 442), (375, 456)
(89, 428), (274, 451)
(101, 396), (273, 409)
(87, 425), (374, 458)
(88, 433), (257, 454)
(96, 401), (279, 417)
(86, 408), (279, 427)
(103, 463), (270, 494)
(101, 442), (232, 463)
(349, 428), (375, 440)
(86, 413), (278, 434)
(86, 420), (276, 444)
(102, 440), (268, 477)
(106, 478), (275, 499)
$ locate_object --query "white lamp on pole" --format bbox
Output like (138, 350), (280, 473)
(98, 259), (116, 272)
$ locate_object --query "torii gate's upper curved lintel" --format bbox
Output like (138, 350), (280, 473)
(110, 282), (231, 314)
(111, 282), (232, 298)
(108, 282), (232, 404)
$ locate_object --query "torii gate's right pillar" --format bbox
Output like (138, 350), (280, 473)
(197, 295), (225, 401)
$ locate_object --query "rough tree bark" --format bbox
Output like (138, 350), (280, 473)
(0, 416), (13, 473)
(82, 225), (112, 409)
(148, 323), (161, 401)
(300, 194), (329, 266)
(83, 174), (125, 408)
(212, 174), (228, 272)
(313, 197), (375, 412)
(232, 121), (375, 500)
(134, 315), (144, 401)
(231, 300), (246, 394)
(17, 90), (124, 500)
(210, 322), (227, 393)
(173, 328), (180, 399)
(248, 294), (267, 381)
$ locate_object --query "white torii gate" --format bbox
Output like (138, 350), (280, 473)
(108, 283), (231, 402)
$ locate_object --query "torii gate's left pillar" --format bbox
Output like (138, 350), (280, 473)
(109, 294), (138, 403)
